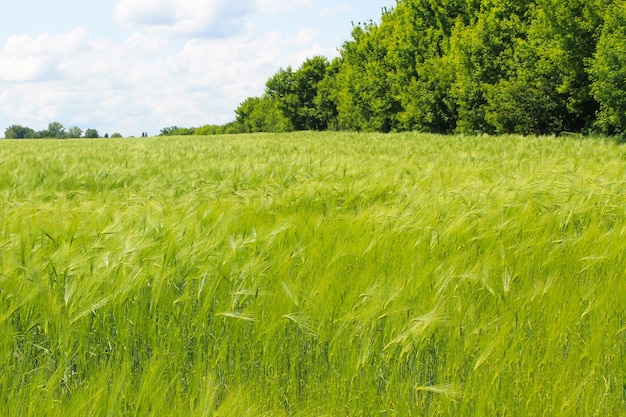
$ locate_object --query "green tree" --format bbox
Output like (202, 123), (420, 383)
(194, 125), (229, 135)
(68, 126), (83, 138)
(215, 0), (617, 135)
(266, 56), (331, 131)
(4, 125), (36, 139)
(160, 126), (196, 136)
(84, 129), (99, 138)
(334, 22), (401, 132)
(590, 1), (626, 136)
(234, 96), (293, 133)
(384, 0), (477, 132)
(313, 57), (341, 131)
(160, 126), (179, 136)
(449, 0), (536, 133)
(47, 121), (66, 138)
(528, 0), (604, 132)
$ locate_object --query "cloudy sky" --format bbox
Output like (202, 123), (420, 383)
(0, 0), (393, 137)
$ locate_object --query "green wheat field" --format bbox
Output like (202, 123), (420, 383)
(1, 132), (626, 416)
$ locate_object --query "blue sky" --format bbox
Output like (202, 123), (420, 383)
(0, 1), (393, 136)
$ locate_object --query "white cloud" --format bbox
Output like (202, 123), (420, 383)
(0, 21), (333, 136)
(255, 0), (313, 15)
(0, 28), (89, 82)
(295, 26), (319, 45)
(319, 4), (352, 19)
(0, 56), (58, 82)
(125, 32), (170, 53)
(0, 0), (365, 136)
(4, 28), (89, 56)
(115, 0), (255, 38)
(114, 0), (176, 26)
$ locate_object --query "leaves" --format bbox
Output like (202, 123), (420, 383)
(233, 0), (620, 136)
(590, 1), (626, 135)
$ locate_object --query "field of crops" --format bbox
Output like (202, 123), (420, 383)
(1, 132), (626, 416)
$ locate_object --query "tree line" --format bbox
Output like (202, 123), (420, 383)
(4, 122), (122, 139)
(162, 0), (626, 138)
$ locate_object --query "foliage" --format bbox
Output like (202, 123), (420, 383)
(266, 55), (333, 131)
(46, 121), (66, 138)
(590, 1), (626, 136)
(1, 132), (626, 415)
(334, 22), (401, 132)
(68, 126), (84, 138)
(234, 96), (293, 133)
(84, 128), (100, 138)
(212, 0), (625, 136)
(4, 123), (124, 139)
(193, 124), (232, 135)
(4, 124), (36, 139)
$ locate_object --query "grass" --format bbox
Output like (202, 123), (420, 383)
(1, 132), (626, 416)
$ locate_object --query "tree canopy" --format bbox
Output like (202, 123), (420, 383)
(3, 122), (113, 139)
(224, 0), (626, 137)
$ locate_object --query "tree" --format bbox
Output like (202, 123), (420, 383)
(448, 0), (536, 133)
(528, 0), (603, 132)
(149, 0), (621, 136)
(5, 125), (36, 139)
(266, 56), (331, 131)
(111, 133), (123, 138)
(47, 121), (66, 138)
(334, 22), (401, 132)
(234, 96), (293, 133)
(590, 1), (626, 136)
(160, 126), (196, 136)
(382, 0), (476, 132)
(314, 57), (341, 131)
(84, 129), (99, 138)
(68, 126), (83, 138)
(160, 126), (179, 136)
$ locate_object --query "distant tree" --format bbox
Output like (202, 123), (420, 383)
(234, 96), (293, 133)
(47, 121), (66, 138)
(194, 125), (223, 135)
(84, 129), (99, 138)
(160, 126), (178, 136)
(159, 126), (196, 136)
(174, 128), (195, 135)
(111, 133), (123, 138)
(68, 126), (83, 138)
(104, 133), (109, 138)
(5, 125), (36, 139)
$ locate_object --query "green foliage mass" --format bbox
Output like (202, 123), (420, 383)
(225, 0), (626, 137)
(591, 1), (626, 137)
(4, 122), (109, 139)
(4, 125), (36, 139)
(2, 133), (626, 415)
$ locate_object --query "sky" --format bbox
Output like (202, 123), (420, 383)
(0, 0), (394, 137)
